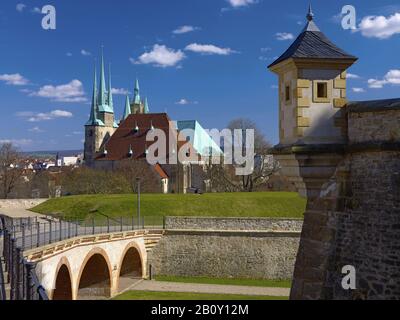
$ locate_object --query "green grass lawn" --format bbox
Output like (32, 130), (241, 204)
(32, 192), (305, 221)
(154, 276), (292, 288)
(113, 291), (288, 300)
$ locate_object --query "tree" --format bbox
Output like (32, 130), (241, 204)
(0, 143), (23, 199)
(117, 159), (164, 193)
(206, 118), (280, 192)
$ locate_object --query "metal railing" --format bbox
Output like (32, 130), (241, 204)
(0, 221), (6, 301)
(0, 213), (164, 300)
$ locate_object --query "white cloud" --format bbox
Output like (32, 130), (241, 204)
(29, 126), (44, 133)
(132, 44), (185, 68)
(0, 73), (29, 86)
(276, 33), (294, 41)
(260, 47), (272, 52)
(227, 0), (256, 8)
(368, 69), (400, 88)
(16, 4), (26, 12)
(175, 98), (198, 105)
(358, 13), (400, 39)
(66, 52), (73, 57)
(30, 80), (87, 102)
(111, 88), (130, 95)
(173, 25), (200, 35)
(185, 43), (236, 55)
(31, 7), (41, 14)
(81, 49), (92, 56)
(176, 99), (189, 105)
(347, 73), (360, 79)
(17, 110), (73, 122)
(352, 88), (365, 93)
(0, 139), (32, 147)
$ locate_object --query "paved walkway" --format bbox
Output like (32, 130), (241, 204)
(0, 208), (44, 219)
(125, 280), (290, 297)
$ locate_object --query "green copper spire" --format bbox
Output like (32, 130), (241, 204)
(133, 78), (141, 104)
(86, 64), (104, 126)
(97, 48), (113, 114)
(144, 97), (150, 114)
(122, 95), (131, 120)
(107, 64), (114, 111)
(98, 48), (107, 106)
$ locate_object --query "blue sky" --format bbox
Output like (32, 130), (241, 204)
(1, 0), (400, 151)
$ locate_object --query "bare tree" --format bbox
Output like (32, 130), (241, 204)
(117, 159), (163, 193)
(0, 143), (23, 199)
(206, 118), (280, 192)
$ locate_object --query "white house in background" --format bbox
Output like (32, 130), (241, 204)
(63, 156), (79, 166)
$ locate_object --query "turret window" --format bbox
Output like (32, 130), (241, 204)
(313, 80), (331, 103)
(317, 82), (328, 99)
(285, 85), (291, 103)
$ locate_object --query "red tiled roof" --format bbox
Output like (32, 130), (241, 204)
(96, 113), (200, 163)
(96, 113), (175, 161)
(153, 164), (168, 179)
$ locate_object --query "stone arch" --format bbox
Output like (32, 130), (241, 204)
(51, 257), (73, 300)
(76, 248), (113, 300)
(116, 242), (145, 292)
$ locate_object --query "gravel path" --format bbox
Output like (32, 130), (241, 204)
(127, 280), (290, 297)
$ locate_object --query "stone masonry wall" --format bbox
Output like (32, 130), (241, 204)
(348, 109), (400, 143)
(290, 107), (400, 300)
(165, 217), (303, 232)
(323, 151), (400, 299)
(149, 217), (302, 280)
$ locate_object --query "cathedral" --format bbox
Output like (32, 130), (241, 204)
(84, 52), (151, 167)
(83, 52), (222, 193)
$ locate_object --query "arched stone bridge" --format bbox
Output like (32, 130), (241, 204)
(24, 229), (164, 300)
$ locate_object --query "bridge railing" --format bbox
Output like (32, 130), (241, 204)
(0, 213), (164, 300)
(0, 215), (48, 300)
(0, 217), (6, 301)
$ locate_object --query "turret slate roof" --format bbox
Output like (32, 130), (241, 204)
(269, 7), (357, 68)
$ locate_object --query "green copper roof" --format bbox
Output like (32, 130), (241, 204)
(98, 49), (107, 107)
(97, 50), (114, 114)
(107, 64), (114, 112)
(122, 95), (131, 120)
(133, 78), (141, 104)
(86, 66), (104, 126)
(177, 120), (223, 156)
(144, 97), (150, 114)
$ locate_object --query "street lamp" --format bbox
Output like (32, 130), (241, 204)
(136, 177), (141, 227)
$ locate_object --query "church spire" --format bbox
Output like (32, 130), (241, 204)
(98, 47), (107, 106)
(133, 78), (141, 104)
(122, 95), (131, 120)
(107, 64), (114, 111)
(86, 64), (104, 126)
(144, 97), (150, 114)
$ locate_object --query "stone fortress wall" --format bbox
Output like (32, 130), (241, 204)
(148, 217), (303, 280)
(290, 102), (400, 300)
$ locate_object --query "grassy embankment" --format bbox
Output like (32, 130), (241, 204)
(32, 192), (306, 222)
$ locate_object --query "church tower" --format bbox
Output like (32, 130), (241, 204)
(268, 5), (357, 146)
(84, 51), (118, 167)
(130, 79), (150, 114)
